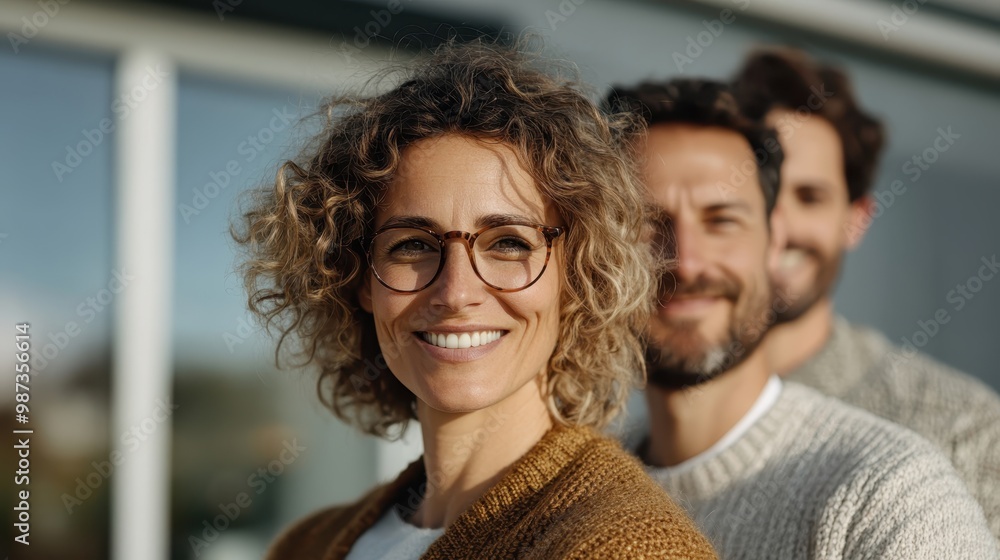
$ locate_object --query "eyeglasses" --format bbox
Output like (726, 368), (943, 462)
(368, 223), (566, 293)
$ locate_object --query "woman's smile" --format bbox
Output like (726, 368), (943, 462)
(415, 328), (510, 362)
(418, 329), (507, 349)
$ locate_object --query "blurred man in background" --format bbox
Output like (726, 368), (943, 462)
(733, 48), (1000, 536)
(605, 78), (996, 558)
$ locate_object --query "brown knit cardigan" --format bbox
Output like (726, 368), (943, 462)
(265, 424), (716, 559)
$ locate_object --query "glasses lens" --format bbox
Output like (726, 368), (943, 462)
(371, 228), (441, 291)
(371, 225), (553, 292)
(473, 225), (549, 290)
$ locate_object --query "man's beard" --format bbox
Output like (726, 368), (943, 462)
(646, 273), (772, 390)
(773, 242), (843, 324)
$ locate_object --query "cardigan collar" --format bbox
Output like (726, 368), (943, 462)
(323, 423), (597, 559)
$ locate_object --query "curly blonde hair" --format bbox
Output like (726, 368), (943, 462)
(233, 38), (657, 437)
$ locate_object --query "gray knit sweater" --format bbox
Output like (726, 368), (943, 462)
(788, 316), (1000, 537)
(642, 382), (997, 559)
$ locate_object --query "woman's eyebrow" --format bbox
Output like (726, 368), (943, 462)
(380, 215), (440, 230)
(475, 213), (540, 228)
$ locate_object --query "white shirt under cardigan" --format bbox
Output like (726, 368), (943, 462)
(633, 379), (998, 560)
(345, 506), (443, 560)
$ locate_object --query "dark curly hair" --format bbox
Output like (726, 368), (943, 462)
(232, 38), (657, 437)
(605, 78), (783, 217)
(732, 47), (885, 202)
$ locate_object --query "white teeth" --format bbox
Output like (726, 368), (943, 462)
(421, 330), (502, 349)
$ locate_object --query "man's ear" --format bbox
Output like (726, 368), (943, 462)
(845, 195), (874, 250)
(357, 273), (373, 313)
(766, 204), (788, 279)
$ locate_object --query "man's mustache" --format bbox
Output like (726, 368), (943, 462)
(783, 241), (823, 260)
(658, 274), (739, 304)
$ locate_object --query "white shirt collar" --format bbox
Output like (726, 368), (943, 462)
(654, 374), (783, 476)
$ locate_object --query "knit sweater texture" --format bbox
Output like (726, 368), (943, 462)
(788, 316), (1000, 537)
(266, 424), (717, 560)
(643, 382), (998, 559)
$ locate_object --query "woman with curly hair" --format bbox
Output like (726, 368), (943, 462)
(234, 38), (715, 560)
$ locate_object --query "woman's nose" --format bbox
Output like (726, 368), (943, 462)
(427, 241), (487, 310)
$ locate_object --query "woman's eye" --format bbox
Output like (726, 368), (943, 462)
(390, 239), (434, 254)
(490, 237), (533, 252)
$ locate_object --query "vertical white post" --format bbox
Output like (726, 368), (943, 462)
(112, 49), (176, 560)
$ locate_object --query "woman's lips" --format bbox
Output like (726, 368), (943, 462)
(413, 330), (508, 362)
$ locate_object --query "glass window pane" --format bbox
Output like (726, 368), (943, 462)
(172, 71), (375, 560)
(0, 45), (116, 560)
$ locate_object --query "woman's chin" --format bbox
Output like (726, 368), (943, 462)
(416, 386), (499, 416)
